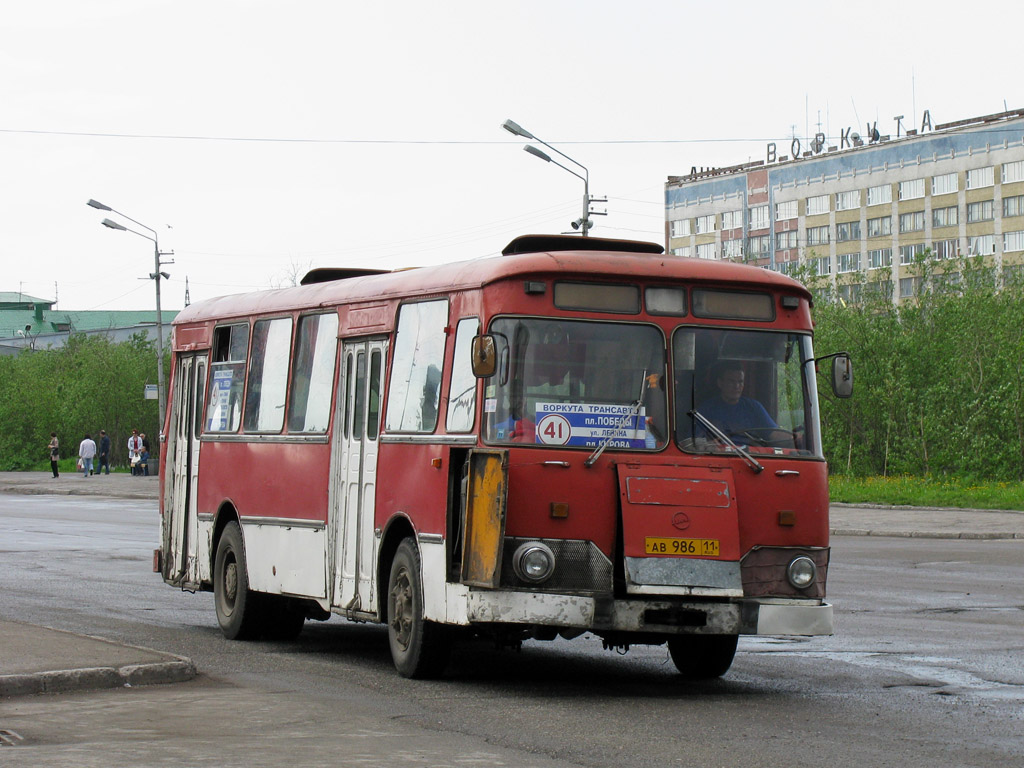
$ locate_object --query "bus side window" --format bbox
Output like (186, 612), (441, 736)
(385, 300), (449, 433)
(205, 323), (249, 433)
(447, 318), (479, 433)
(287, 312), (339, 433)
(243, 317), (293, 433)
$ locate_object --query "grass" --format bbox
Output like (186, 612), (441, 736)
(830, 475), (1024, 510)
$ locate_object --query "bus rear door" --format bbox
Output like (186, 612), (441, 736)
(161, 352), (207, 587)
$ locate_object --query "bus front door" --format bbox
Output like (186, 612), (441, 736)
(329, 339), (384, 617)
(161, 353), (207, 588)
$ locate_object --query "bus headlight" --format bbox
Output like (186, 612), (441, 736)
(786, 555), (817, 590)
(512, 542), (556, 583)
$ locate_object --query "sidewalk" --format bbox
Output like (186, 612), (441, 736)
(1, 471), (1022, 701)
(0, 621), (196, 697)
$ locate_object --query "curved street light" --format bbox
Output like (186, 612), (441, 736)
(502, 119), (595, 235)
(88, 199), (170, 432)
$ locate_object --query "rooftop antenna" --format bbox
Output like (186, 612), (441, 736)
(184, 276), (191, 307)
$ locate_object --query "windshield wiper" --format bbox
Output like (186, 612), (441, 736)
(688, 410), (764, 474)
(585, 370), (649, 467)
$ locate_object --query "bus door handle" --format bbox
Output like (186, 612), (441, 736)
(542, 461), (571, 468)
(774, 470), (800, 477)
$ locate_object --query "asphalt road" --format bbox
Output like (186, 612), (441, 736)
(1, 493), (1022, 767)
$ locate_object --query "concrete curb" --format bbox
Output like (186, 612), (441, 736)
(0, 623), (197, 698)
(831, 527), (1023, 539)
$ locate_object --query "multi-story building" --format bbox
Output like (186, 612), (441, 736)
(665, 108), (1024, 304)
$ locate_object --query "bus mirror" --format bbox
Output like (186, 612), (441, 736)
(471, 335), (497, 378)
(832, 354), (853, 398)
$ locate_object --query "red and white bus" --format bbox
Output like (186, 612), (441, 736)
(157, 234), (852, 679)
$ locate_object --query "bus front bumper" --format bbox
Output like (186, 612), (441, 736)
(465, 591), (833, 637)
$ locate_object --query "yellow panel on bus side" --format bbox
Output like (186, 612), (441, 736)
(460, 449), (509, 588)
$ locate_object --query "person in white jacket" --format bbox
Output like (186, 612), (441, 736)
(127, 429), (143, 476)
(78, 434), (97, 478)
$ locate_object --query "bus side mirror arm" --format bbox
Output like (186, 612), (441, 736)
(813, 351), (853, 398)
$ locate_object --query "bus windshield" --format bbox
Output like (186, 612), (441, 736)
(673, 328), (821, 458)
(484, 318), (668, 450)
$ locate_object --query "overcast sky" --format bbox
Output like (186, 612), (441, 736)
(3, 0), (1021, 312)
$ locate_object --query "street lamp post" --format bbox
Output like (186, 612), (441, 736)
(87, 199), (171, 432)
(502, 119), (603, 235)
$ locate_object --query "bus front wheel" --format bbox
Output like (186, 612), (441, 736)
(387, 538), (451, 679)
(667, 634), (738, 679)
(214, 521), (263, 640)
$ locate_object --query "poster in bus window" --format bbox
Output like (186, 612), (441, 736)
(534, 402), (650, 448)
(208, 369), (235, 431)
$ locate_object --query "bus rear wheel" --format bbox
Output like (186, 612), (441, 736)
(667, 634), (738, 679)
(214, 521), (264, 640)
(387, 538), (451, 679)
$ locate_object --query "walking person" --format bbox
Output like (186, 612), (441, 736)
(78, 434), (97, 478)
(97, 430), (111, 475)
(128, 429), (143, 476)
(48, 432), (60, 478)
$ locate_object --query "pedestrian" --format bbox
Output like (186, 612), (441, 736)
(97, 430), (111, 475)
(48, 432), (60, 478)
(139, 432), (151, 476)
(128, 429), (143, 476)
(78, 434), (97, 478)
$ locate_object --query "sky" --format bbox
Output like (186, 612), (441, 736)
(2, 0), (1022, 312)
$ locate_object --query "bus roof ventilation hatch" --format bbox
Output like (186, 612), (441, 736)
(300, 267), (392, 285)
(502, 234), (664, 256)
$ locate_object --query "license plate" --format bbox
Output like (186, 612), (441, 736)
(644, 537), (720, 557)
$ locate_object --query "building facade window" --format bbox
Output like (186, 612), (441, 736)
(811, 256), (831, 275)
(968, 234), (995, 255)
(695, 214), (716, 234)
(867, 216), (892, 238)
(806, 194), (830, 215)
(748, 234), (770, 256)
(775, 230), (798, 250)
(933, 239), (958, 259)
(899, 243), (926, 264)
(932, 205), (958, 228)
(723, 238), (743, 260)
(748, 205), (769, 229)
(721, 210), (742, 230)
(899, 211), (925, 233)
(775, 200), (798, 220)
(837, 252), (861, 273)
(835, 190), (861, 211)
(1004, 231), (1024, 252)
(868, 248), (892, 269)
(966, 166), (994, 190)
(967, 200), (994, 223)
(1003, 160), (1024, 184)
(867, 184), (893, 206)
(670, 218), (691, 238)
(1004, 195), (1024, 218)
(898, 178), (925, 201)
(696, 242), (716, 259)
(932, 172), (958, 196)
(899, 276), (922, 298)
(838, 283), (862, 304)
(670, 246), (692, 257)
(836, 221), (861, 242)
(807, 224), (830, 246)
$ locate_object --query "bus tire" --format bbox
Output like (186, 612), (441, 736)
(387, 538), (450, 679)
(214, 521), (263, 640)
(667, 634), (738, 679)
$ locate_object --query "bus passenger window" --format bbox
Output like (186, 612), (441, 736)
(446, 318), (479, 433)
(243, 317), (293, 433)
(287, 312), (338, 433)
(385, 300), (449, 433)
(205, 323), (249, 433)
